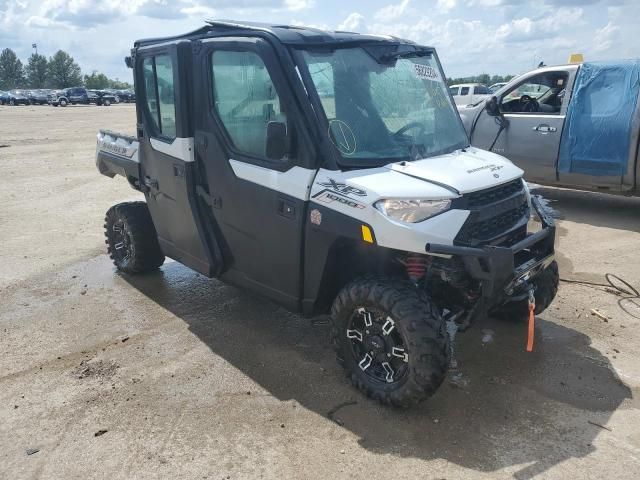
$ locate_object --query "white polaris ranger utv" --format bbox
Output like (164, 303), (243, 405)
(96, 20), (558, 406)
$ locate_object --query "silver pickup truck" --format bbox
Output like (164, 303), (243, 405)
(459, 61), (640, 196)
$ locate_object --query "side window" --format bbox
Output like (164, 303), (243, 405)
(211, 50), (287, 159)
(474, 85), (489, 95)
(460, 86), (470, 96)
(500, 72), (569, 115)
(141, 55), (177, 139)
(449, 86), (459, 96)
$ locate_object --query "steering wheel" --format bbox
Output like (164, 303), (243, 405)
(520, 94), (539, 113)
(393, 121), (426, 137)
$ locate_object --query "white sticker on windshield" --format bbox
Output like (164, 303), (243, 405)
(413, 64), (440, 82)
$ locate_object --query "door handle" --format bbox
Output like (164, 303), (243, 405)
(533, 124), (557, 133)
(277, 199), (296, 218)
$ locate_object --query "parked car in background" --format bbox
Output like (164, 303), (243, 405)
(47, 90), (67, 106)
(0, 90), (9, 105)
(115, 89), (135, 102)
(88, 89), (117, 106)
(460, 61), (640, 196)
(7, 90), (30, 105)
(449, 83), (492, 107)
(48, 87), (113, 107)
(101, 89), (121, 102)
(489, 82), (507, 93)
(27, 89), (49, 105)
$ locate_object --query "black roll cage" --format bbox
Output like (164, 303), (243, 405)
(129, 21), (464, 172)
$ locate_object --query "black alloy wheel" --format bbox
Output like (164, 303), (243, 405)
(331, 276), (449, 407)
(346, 306), (410, 385)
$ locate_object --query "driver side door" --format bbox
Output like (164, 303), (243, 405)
(471, 69), (576, 183)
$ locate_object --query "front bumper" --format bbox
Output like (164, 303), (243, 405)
(425, 195), (555, 301)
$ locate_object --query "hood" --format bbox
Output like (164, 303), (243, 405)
(385, 147), (523, 194)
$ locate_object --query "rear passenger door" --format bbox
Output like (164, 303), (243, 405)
(136, 43), (222, 276)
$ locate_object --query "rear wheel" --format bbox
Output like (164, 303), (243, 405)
(104, 202), (165, 274)
(59, 99), (67, 107)
(103, 99), (111, 106)
(331, 276), (449, 407)
(493, 260), (559, 321)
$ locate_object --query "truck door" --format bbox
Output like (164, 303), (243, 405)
(135, 43), (222, 276)
(70, 88), (85, 104)
(193, 36), (317, 310)
(471, 68), (575, 183)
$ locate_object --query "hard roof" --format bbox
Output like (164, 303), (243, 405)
(135, 19), (425, 49)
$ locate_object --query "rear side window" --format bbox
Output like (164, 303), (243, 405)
(449, 86), (459, 96)
(460, 86), (470, 95)
(474, 85), (490, 95)
(142, 55), (177, 139)
(211, 50), (286, 159)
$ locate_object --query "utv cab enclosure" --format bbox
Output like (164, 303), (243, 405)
(97, 20), (558, 406)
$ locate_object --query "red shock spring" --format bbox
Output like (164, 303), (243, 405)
(404, 254), (429, 282)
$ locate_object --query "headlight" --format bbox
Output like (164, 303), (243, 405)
(374, 198), (451, 223)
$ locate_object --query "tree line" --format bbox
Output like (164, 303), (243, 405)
(0, 48), (131, 91)
(446, 74), (516, 86)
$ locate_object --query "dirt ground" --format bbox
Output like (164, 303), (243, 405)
(1, 104), (639, 480)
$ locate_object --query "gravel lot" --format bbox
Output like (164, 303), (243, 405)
(1, 104), (639, 479)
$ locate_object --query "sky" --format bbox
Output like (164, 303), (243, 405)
(0, 0), (637, 83)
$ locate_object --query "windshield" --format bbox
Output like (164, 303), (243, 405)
(300, 47), (468, 166)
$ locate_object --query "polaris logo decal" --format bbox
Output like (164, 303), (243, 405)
(466, 164), (503, 174)
(317, 179), (367, 197)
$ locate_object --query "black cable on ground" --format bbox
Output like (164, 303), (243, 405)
(560, 273), (638, 297)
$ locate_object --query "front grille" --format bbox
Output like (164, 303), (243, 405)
(456, 204), (528, 246)
(465, 179), (524, 208)
(454, 178), (529, 247)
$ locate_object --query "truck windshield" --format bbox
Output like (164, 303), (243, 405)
(300, 47), (469, 166)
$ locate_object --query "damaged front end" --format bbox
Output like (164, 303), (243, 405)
(423, 194), (555, 329)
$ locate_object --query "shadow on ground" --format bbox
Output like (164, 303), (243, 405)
(530, 186), (640, 233)
(124, 263), (630, 479)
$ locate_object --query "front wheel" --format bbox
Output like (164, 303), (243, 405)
(104, 202), (165, 274)
(331, 277), (449, 407)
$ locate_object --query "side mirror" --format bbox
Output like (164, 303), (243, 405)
(265, 121), (288, 160)
(485, 96), (500, 116)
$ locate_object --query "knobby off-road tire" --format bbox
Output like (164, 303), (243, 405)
(494, 260), (559, 321)
(331, 276), (449, 407)
(104, 202), (165, 274)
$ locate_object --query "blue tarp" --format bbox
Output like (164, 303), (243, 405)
(558, 60), (640, 177)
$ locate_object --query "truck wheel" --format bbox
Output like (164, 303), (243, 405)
(104, 202), (165, 274)
(331, 276), (449, 407)
(59, 99), (67, 107)
(103, 99), (111, 106)
(493, 261), (559, 321)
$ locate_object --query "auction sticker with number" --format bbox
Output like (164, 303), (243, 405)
(413, 64), (440, 82)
